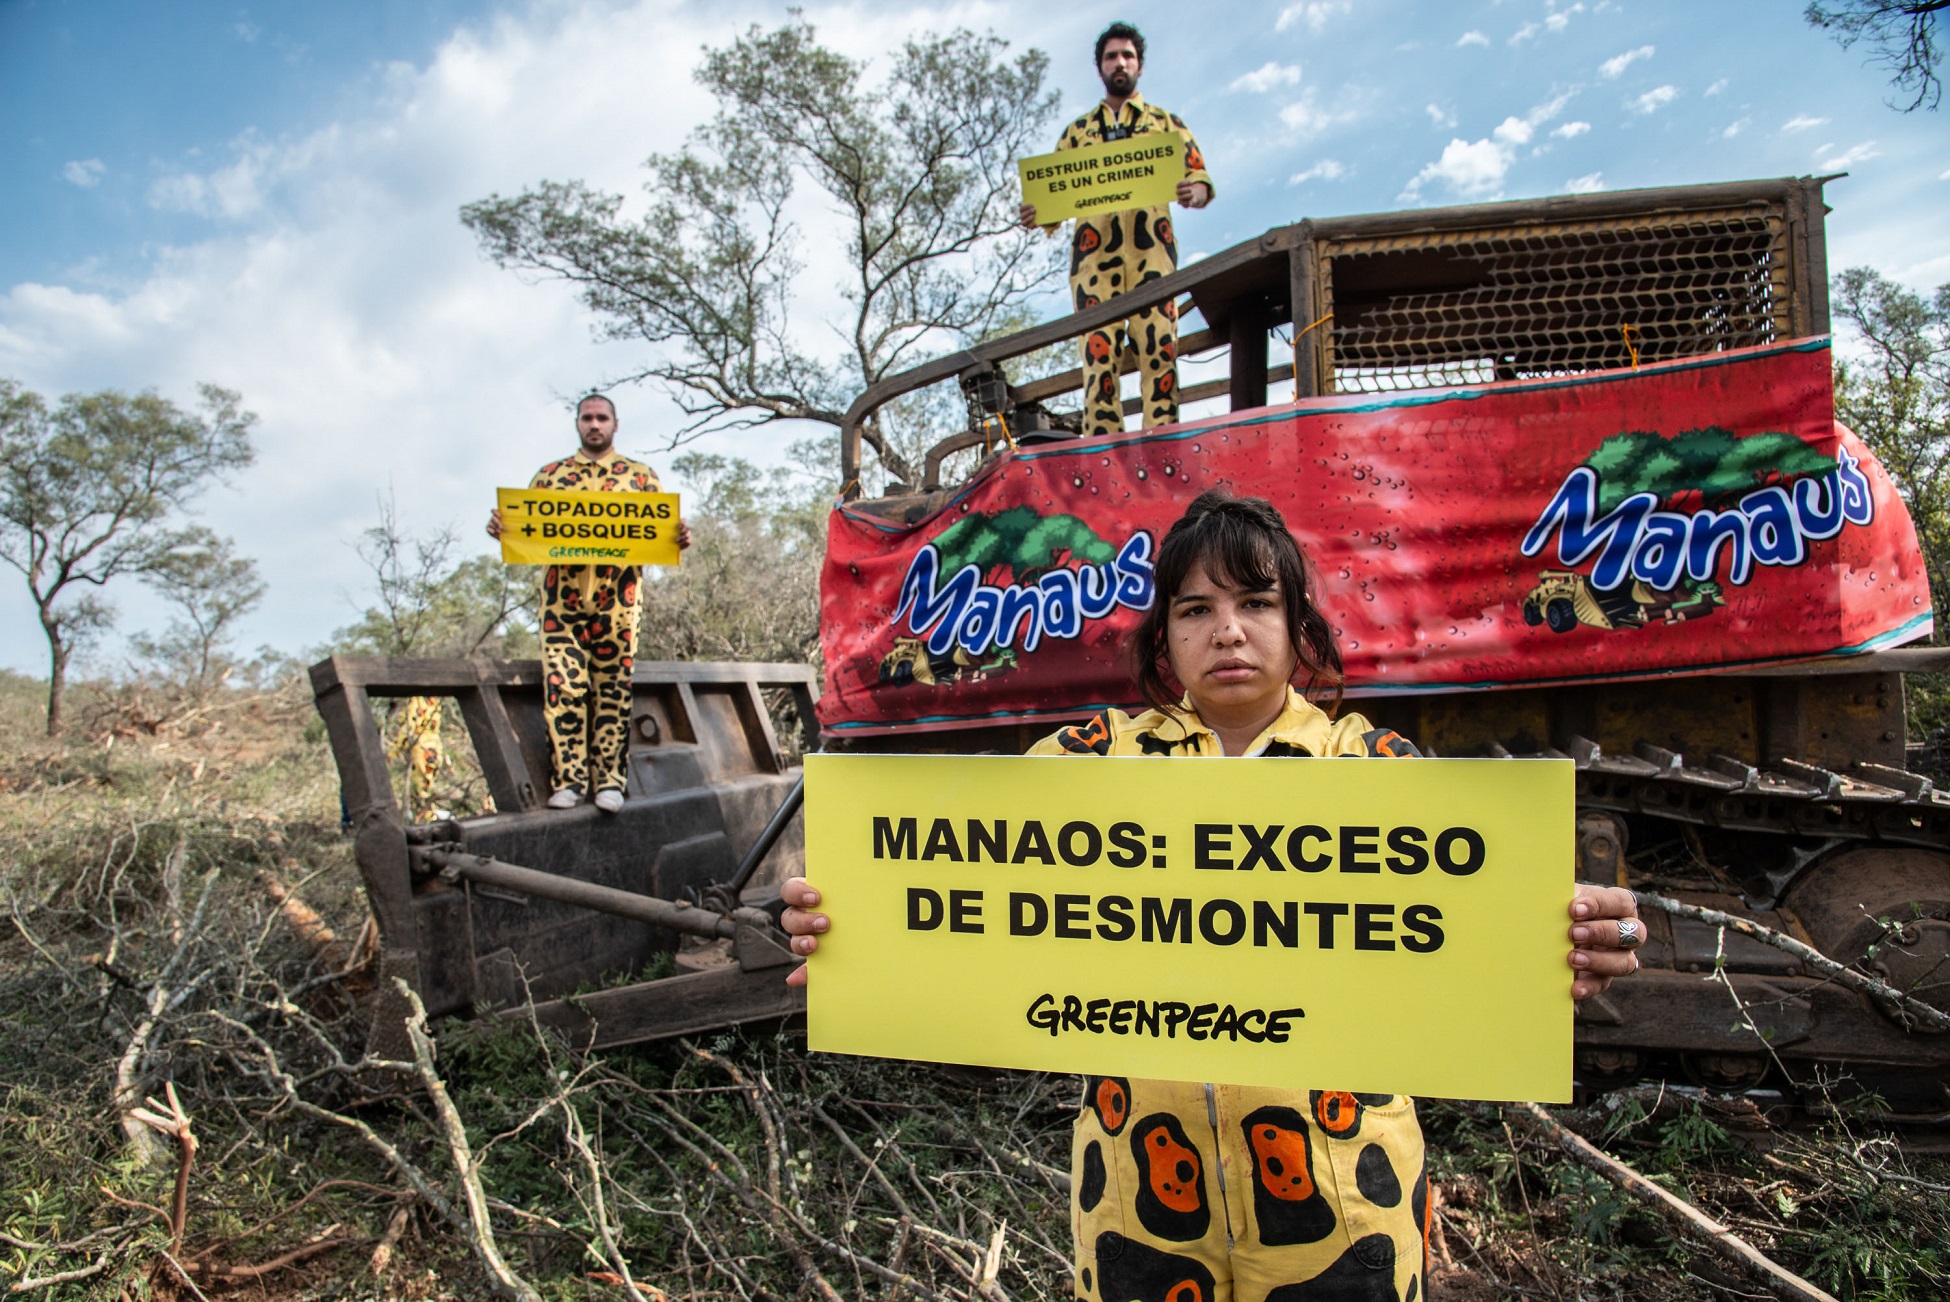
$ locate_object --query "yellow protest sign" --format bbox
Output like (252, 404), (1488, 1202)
(805, 753), (1573, 1101)
(495, 488), (680, 566)
(1018, 133), (1186, 225)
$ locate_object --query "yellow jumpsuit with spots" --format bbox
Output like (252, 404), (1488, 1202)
(528, 451), (662, 798)
(387, 695), (445, 823)
(1048, 95), (1213, 438)
(1028, 690), (1429, 1302)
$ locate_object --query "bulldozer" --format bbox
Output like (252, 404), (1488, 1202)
(316, 175), (1950, 1112)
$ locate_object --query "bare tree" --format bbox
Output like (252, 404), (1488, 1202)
(333, 490), (540, 658)
(1807, 1), (1947, 110)
(0, 380), (255, 735)
(461, 19), (1062, 488)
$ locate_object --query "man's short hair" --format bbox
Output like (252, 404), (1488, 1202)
(578, 393), (617, 417)
(1094, 21), (1144, 66)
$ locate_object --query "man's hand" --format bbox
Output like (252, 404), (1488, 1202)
(780, 876), (826, 988)
(677, 519), (694, 550)
(1018, 202), (1040, 229)
(1568, 884), (1643, 1000)
(1176, 180), (1211, 209)
(486, 508), (503, 541)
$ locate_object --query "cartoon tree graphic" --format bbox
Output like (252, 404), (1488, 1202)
(1583, 427), (1838, 514)
(932, 507), (1116, 583)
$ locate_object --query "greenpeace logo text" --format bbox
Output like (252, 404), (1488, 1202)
(894, 533), (1155, 657)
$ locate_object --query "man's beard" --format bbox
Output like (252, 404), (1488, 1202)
(1101, 68), (1135, 96)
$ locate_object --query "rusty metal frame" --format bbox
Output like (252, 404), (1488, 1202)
(311, 656), (819, 1052)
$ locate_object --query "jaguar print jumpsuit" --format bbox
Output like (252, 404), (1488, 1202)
(1028, 690), (1429, 1302)
(387, 695), (445, 823)
(1046, 95), (1213, 439)
(528, 451), (662, 798)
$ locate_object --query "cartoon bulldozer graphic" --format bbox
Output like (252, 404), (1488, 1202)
(1523, 569), (1724, 634)
(878, 636), (1018, 687)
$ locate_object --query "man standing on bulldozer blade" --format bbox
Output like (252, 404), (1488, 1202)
(487, 395), (691, 813)
(1020, 21), (1213, 438)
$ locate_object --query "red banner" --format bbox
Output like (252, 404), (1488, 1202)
(818, 340), (1931, 739)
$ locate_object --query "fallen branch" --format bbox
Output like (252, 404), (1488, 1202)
(5, 1254), (112, 1296)
(1636, 892), (1950, 1032)
(394, 978), (542, 1302)
(186, 1225), (355, 1283)
(370, 1198), (413, 1277)
(204, 1011), (461, 1234)
(126, 1080), (198, 1252)
(1520, 1102), (1838, 1302)
(113, 871), (220, 1164)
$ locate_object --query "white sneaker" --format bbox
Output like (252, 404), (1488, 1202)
(593, 789), (624, 813)
(547, 788), (581, 809)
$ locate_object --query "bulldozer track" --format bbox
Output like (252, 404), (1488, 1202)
(1547, 736), (1950, 852)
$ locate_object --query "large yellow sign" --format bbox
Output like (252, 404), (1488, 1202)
(496, 488), (680, 566)
(805, 753), (1573, 1101)
(1018, 133), (1186, 225)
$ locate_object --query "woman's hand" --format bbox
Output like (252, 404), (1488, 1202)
(1568, 884), (1643, 1000)
(780, 876), (828, 988)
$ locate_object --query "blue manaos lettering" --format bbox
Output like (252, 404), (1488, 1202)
(894, 531), (1156, 656)
(1522, 450), (1875, 589)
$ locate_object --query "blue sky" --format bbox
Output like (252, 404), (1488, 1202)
(2, 0), (1947, 676)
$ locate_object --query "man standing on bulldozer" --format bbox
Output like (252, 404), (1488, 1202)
(487, 394), (691, 813)
(1020, 21), (1214, 438)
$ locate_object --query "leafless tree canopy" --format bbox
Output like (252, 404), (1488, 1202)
(1807, 0), (1947, 110)
(461, 20), (1063, 487)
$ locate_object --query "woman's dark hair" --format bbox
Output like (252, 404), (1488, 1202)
(1095, 21), (1145, 66)
(1129, 489), (1343, 715)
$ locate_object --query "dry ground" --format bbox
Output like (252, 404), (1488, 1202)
(1, 670), (1946, 1300)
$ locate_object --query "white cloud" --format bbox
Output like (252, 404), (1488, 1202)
(0, 0), (861, 671)
(1426, 103), (1457, 127)
(1403, 137), (1510, 199)
(1289, 159), (1346, 183)
(1628, 85), (1679, 114)
(235, 22), (260, 43)
(1598, 45), (1653, 78)
(1231, 61), (1301, 93)
(1565, 171), (1605, 193)
(1941, 167), (1950, 181)
(1551, 121), (1591, 139)
(1279, 89), (1359, 137)
(1456, 30), (1489, 48)
(1721, 117), (1750, 138)
(1400, 91), (1574, 201)
(1275, 1), (1349, 32)
(1817, 140), (1880, 169)
(62, 159), (105, 188)
(1782, 114), (1829, 132)
(1704, 78), (1727, 96)
(1493, 115), (1535, 146)
(1512, 3), (1582, 43)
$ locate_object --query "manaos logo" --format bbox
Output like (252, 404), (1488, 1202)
(1521, 428), (1873, 592)
(894, 506), (1155, 658)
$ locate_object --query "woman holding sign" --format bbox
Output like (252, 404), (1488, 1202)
(783, 491), (1642, 1301)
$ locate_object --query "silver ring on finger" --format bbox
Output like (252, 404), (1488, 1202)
(1616, 918), (1644, 950)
